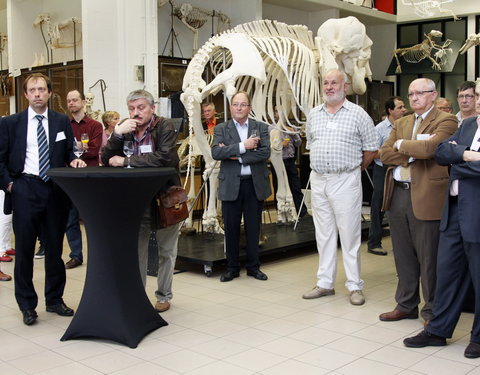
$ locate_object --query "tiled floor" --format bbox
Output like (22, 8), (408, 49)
(1, 231), (479, 374)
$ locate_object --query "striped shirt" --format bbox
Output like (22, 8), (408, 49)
(306, 99), (378, 174)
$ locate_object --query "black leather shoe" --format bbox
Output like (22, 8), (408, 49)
(368, 247), (388, 256)
(22, 309), (38, 326)
(465, 342), (480, 358)
(46, 303), (74, 316)
(403, 330), (446, 348)
(246, 269), (268, 280)
(220, 271), (240, 282)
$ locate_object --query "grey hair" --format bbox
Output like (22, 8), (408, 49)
(126, 89), (155, 106)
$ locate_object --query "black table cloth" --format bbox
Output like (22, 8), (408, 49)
(48, 167), (177, 348)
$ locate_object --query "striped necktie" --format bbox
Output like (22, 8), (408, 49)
(36, 115), (50, 182)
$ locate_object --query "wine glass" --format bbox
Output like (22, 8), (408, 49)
(123, 141), (134, 169)
(73, 140), (84, 158)
(250, 130), (258, 151)
(80, 133), (89, 148)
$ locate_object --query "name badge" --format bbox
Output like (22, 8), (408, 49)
(326, 122), (336, 130)
(140, 144), (152, 153)
(416, 134), (430, 141)
(55, 131), (66, 142)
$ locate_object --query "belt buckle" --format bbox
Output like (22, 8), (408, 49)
(402, 182), (410, 190)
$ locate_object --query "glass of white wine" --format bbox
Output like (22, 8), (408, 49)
(80, 133), (89, 148)
(73, 140), (84, 158)
(123, 141), (134, 169)
(250, 130), (258, 151)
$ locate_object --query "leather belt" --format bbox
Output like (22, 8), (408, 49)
(239, 175), (252, 180)
(394, 180), (410, 190)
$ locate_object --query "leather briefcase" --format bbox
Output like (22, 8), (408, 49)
(157, 185), (188, 228)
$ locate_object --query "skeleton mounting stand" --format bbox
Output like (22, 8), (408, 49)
(162, 0), (183, 57)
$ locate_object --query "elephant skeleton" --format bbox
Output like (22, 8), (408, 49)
(180, 17), (372, 233)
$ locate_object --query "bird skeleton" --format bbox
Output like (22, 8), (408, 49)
(180, 17), (373, 232)
(459, 33), (480, 55)
(392, 30), (452, 74)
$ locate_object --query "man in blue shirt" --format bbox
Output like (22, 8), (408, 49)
(367, 96), (407, 256)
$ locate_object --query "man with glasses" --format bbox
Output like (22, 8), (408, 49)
(379, 78), (457, 325)
(436, 97), (453, 113)
(456, 81), (477, 126)
(212, 91), (271, 282)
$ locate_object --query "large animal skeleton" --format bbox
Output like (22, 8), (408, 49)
(393, 30), (452, 73)
(459, 33), (480, 55)
(401, 0), (460, 21)
(158, 0), (231, 53)
(33, 13), (82, 62)
(180, 17), (372, 233)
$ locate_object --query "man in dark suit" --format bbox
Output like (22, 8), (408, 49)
(379, 78), (458, 324)
(404, 87), (480, 359)
(0, 73), (85, 325)
(211, 91), (271, 282)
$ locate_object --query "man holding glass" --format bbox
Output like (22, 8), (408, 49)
(101, 89), (180, 313)
(62, 89), (103, 269)
(211, 91), (271, 282)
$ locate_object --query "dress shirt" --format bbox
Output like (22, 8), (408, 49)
(450, 116), (480, 196)
(233, 119), (252, 176)
(70, 115), (103, 166)
(23, 107), (49, 176)
(306, 99), (378, 174)
(393, 106), (433, 182)
(374, 117), (393, 167)
(282, 132), (301, 160)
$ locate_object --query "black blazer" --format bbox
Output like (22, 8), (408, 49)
(435, 116), (480, 243)
(0, 108), (75, 213)
(211, 118), (271, 202)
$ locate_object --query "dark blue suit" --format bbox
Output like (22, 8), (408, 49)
(428, 116), (480, 343)
(0, 109), (75, 311)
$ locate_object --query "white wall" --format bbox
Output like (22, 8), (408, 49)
(82, 0), (158, 117)
(158, 0), (259, 59)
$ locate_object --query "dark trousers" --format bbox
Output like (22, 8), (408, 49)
(11, 175), (69, 310)
(389, 185), (439, 320)
(222, 178), (263, 272)
(66, 205), (83, 262)
(367, 164), (387, 249)
(428, 198), (480, 343)
(283, 158), (307, 217)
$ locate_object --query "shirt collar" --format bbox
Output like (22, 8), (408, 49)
(233, 118), (249, 128)
(28, 106), (48, 120)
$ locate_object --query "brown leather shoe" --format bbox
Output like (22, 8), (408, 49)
(154, 301), (170, 312)
(379, 308), (418, 321)
(0, 271), (12, 281)
(65, 258), (82, 269)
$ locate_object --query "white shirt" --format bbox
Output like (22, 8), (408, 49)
(23, 107), (49, 176)
(233, 119), (252, 176)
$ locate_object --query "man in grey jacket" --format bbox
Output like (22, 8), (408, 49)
(212, 91), (271, 282)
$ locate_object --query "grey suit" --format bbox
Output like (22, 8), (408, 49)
(212, 118), (271, 272)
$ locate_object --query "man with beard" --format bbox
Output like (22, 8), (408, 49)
(61, 90), (103, 270)
(302, 69), (378, 305)
(101, 89), (180, 313)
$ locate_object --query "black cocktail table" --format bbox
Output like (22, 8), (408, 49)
(48, 167), (177, 348)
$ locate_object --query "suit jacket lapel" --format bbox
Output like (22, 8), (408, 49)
(416, 107), (437, 135)
(463, 118), (478, 147)
(47, 110), (58, 158)
(17, 110), (29, 164)
(227, 120), (241, 144)
(403, 114), (415, 139)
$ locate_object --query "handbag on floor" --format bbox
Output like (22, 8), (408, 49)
(157, 185), (188, 228)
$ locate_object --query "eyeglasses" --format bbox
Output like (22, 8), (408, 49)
(437, 106), (452, 110)
(407, 90), (434, 98)
(231, 103), (250, 108)
(457, 94), (475, 100)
